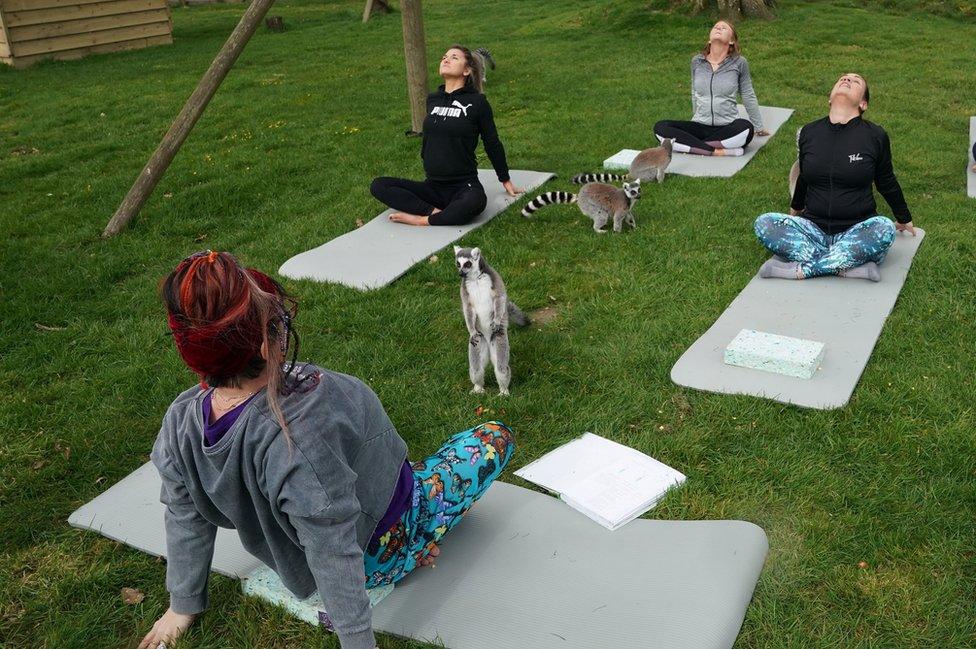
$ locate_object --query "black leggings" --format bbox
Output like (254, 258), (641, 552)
(653, 118), (755, 152)
(370, 177), (488, 226)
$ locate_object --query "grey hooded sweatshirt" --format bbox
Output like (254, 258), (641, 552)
(150, 365), (407, 649)
(690, 54), (765, 130)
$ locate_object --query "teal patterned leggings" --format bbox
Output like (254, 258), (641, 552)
(363, 421), (514, 587)
(754, 214), (896, 278)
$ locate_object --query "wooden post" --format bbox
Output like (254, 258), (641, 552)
(102, 0), (277, 237)
(399, 0), (427, 135)
(362, 0), (390, 23)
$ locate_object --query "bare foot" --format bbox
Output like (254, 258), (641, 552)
(971, 163), (976, 173)
(137, 609), (197, 649)
(389, 212), (429, 226)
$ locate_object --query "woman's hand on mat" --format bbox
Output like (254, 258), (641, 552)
(756, 128), (771, 137)
(389, 212), (430, 226)
(896, 221), (917, 236)
(502, 180), (524, 197)
(137, 608), (196, 649)
(419, 543), (440, 568)
(788, 208), (802, 216)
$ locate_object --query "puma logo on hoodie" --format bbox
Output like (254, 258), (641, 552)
(430, 100), (473, 118)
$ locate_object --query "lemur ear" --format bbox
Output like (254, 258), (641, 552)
(453, 245), (461, 254)
(471, 247), (481, 258)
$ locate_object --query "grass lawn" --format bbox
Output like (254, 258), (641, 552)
(1, 0), (974, 646)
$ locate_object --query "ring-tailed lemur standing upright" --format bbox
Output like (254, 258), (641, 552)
(521, 179), (642, 233)
(454, 246), (530, 396)
(573, 138), (674, 185)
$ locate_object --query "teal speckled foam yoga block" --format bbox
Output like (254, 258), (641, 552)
(724, 329), (825, 379)
(242, 565), (393, 628)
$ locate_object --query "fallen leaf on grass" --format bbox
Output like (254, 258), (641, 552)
(121, 587), (145, 605)
(194, 234), (207, 243)
(858, 561), (869, 569)
(428, 255), (438, 264)
(95, 476), (106, 485)
(10, 146), (39, 157)
(32, 460), (47, 471)
(355, 218), (365, 228)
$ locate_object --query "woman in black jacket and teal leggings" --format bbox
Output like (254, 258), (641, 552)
(753, 73), (919, 282)
(370, 45), (522, 227)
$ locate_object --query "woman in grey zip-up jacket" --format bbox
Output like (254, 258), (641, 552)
(138, 251), (515, 649)
(654, 21), (769, 157)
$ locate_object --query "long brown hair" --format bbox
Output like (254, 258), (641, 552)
(701, 21), (741, 58)
(449, 43), (484, 94)
(162, 251), (299, 444)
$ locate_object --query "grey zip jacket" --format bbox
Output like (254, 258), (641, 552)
(690, 53), (765, 130)
(150, 365), (407, 649)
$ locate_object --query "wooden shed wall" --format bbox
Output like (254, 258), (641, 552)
(0, 0), (173, 68)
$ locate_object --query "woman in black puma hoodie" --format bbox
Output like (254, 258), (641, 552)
(370, 44), (522, 226)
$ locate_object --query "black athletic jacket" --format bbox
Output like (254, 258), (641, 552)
(421, 85), (510, 184)
(791, 116), (911, 235)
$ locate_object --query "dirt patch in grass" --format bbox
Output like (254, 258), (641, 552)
(528, 305), (559, 327)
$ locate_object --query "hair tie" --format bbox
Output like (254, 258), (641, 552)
(206, 250), (219, 263)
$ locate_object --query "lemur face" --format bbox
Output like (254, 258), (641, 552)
(453, 246), (481, 278)
(624, 180), (642, 200)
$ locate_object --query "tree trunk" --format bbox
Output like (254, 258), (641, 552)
(684, 0), (775, 20)
(400, 0), (428, 135)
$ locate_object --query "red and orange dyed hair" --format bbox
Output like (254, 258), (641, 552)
(162, 251), (298, 436)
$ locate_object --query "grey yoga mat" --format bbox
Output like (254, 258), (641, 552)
(671, 229), (925, 410)
(278, 169), (554, 290)
(70, 464), (768, 649)
(968, 117), (976, 198)
(604, 106), (794, 178)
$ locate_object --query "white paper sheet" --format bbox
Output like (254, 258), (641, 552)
(515, 433), (686, 530)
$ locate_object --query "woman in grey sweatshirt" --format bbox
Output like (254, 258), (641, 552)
(138, 251), (514, 649)
(653, 20), (769, 157)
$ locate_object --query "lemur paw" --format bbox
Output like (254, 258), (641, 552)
(498, 389), (510, 396)
(469, 334), (483, 346)
(471, 385), (486, 394)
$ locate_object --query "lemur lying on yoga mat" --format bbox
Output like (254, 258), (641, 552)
(454, 247), (529, 396)
(521, 180), (642, 233)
